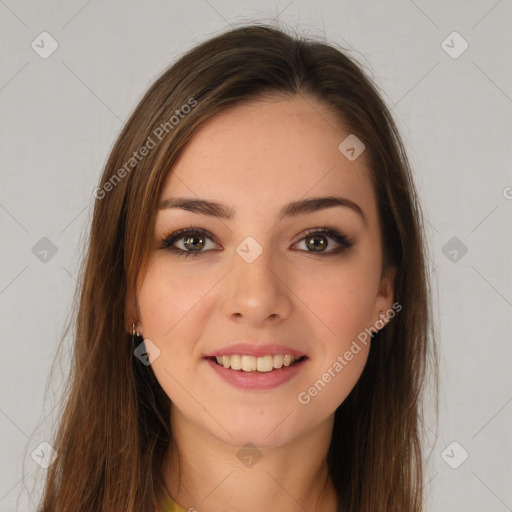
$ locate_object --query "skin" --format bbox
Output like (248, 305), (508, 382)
(126, 94), (396, 512)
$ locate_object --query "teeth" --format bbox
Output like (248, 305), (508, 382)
(213, 354), (298, 372)
(256, 355), (273, 372)
(241, 355), (257, 372)
(273, 354), (284, 369)
(230, 354), (242, 370)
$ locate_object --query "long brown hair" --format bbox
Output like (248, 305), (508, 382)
(35, 23), (437, 512)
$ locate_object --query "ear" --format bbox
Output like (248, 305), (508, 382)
(371, 265), (397, 328)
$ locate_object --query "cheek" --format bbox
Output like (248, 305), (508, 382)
(294, 265), (374, 412)
(135, 262), (217, 408)
(293, 259), (380, 345)
(136, 262), (214, 406)
(137, 259), (217, 342)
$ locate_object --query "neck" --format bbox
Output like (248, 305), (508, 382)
(161, 406), (339, 512)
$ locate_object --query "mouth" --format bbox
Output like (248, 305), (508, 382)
(207, 354), (307, 373)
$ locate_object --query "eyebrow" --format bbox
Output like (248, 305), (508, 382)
(158, 195), (366, 225)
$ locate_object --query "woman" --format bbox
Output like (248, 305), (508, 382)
(38, 23), (436, 512)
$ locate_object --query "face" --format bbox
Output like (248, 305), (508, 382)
(127, 95), (395, 448)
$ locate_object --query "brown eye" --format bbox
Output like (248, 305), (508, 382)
(161, 228), (219, 259)
(183, 234), (206, 251)
(293, 228), (354, 255)
(305, 234), (328, 252)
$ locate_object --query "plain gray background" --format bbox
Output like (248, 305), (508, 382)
(1, 1), (511, 511)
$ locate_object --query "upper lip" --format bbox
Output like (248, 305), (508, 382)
(205, 342), (306, 359)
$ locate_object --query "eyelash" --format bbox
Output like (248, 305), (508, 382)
(160, 227), (355, 259)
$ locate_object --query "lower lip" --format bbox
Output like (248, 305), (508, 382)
(205, 357), (307, 390)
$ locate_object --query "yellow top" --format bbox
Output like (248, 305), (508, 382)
(157, 486), (187, 512)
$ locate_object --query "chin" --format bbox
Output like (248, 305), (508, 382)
(206, 408), (317, 449)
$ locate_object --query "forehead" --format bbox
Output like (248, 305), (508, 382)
(160, 95), (375, 217)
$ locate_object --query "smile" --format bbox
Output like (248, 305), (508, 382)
(210, 354), (307, 372)
(205, 354), (308, 390)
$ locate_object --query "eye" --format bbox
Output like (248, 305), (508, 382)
(160, 226), (354, 259)
(292, 227), (354, 255)
(160, 228), (219, 259)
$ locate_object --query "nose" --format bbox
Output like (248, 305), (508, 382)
(221, 243), (293, 327)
